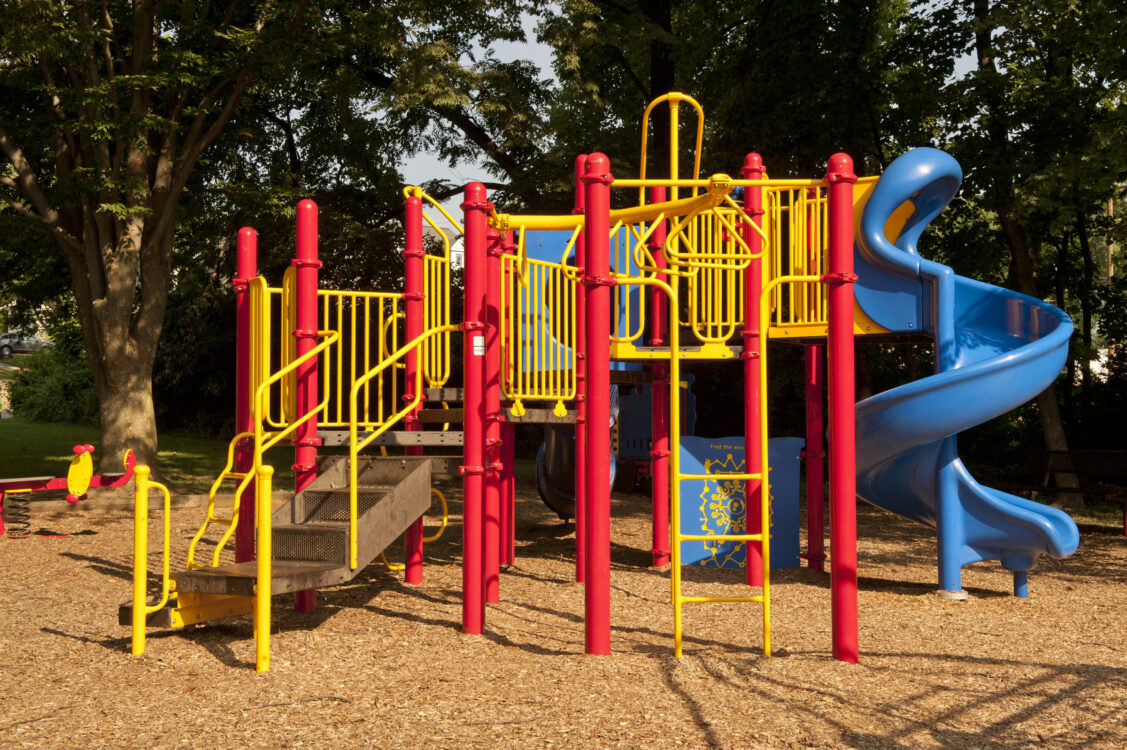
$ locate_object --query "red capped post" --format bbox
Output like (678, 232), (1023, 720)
(293, 200), (322, 614)
(741, 153), (766, 587)
(484, 226), (503, 603)
(583, 153), (613, 655)
(826, 154), (858, 663)
(574, 154), (589, 583)
(235, 227), (258, 564)
(461, 182), (491, 634)
(404, 191), (426, 584)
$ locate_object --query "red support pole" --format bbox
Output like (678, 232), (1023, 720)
(804, 345), (826, 572)
(501, 232), (517, 567)
(648, 185), (670, 568)
(503, 420), (516, 565)
(461, 182), (490, 635)
(583, 153), (613, 655)
(404, 193), (426, 584)
(826, 154), (858, 663)
(294, 199), (322, 614)
(804, 188), (826, 572)
(742, 154), (766, 587)
(573, 154), (589, 583)
(235, 227), (258, 564)
(484, 226), (503, 603)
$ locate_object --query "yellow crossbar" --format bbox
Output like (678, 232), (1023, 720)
(681, 595), (766, 604)
(679, 533), (765, 542)
(678, 472), (762, 481)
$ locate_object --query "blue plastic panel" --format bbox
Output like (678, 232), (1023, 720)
(678, 436), (803, 569)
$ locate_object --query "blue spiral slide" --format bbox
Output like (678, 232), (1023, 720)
(853, 148), (1079, 597)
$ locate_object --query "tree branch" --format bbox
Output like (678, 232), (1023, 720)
(0, 122), (65, 227)
(0, 187), (83, 256)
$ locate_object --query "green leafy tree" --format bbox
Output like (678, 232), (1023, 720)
(0, 0), (311, 468)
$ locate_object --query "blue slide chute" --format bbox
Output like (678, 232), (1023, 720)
(854, 148), (1078, 596)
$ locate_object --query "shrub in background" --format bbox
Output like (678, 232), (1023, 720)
(8, 312), (98, 424)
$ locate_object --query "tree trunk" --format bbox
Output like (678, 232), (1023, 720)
(96, 362), (158, 473)
(1076, 206), (1094, 412)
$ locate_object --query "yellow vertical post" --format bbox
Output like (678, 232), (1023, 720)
(131, 465), (151, 656)
(255, 464), (273, 673)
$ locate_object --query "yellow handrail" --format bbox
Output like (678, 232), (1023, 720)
(186, 330), (340, 569)
(131, 465), (172, 657)
(254, 464), (273, 673)
(348, 323), (460, 568)
(185, 430), (253, 569)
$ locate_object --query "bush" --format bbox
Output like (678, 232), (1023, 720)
(8, 315), (98, 424)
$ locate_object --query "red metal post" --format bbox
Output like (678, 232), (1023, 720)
(648, 185), (670, 568)
(404, 193), (426, 584)
(804, 345), (826, 572)
(826, 154), (858, 663)
(573, 154), (589, 583)
(294, 200), (322, 614)
(742, 154), (766, 587)
(461, 182), (490, 634)
(501, 232), (517, 567)
(484, 226), (504, 603)
(503, 420), (516, 565)
(583, 153), (613, 655)
(235, 227), (258, 564)
(804, 188), (827, 572)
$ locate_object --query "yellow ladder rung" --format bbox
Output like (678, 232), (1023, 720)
(680, 595), (766, 604)
(678, 533), (764, 542)
(211, 516), (233, 524)
(678, 472), (762, 481)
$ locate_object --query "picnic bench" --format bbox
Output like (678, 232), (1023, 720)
(997, 450), (1127, 535)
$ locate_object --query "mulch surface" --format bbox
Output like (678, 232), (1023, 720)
(2, 484), (1125, 749)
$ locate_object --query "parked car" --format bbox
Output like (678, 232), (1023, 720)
(0, 332), (51, 358)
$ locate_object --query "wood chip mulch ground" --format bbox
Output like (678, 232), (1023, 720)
(2, 484), (1125, 749)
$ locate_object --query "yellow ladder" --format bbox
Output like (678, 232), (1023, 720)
(670, 455), (771, 658)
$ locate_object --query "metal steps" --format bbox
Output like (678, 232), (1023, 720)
(164, 457), (433, 599)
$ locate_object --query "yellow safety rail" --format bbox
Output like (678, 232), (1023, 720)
(317, 289), (403, 428)
(347, 323), (460, 568)
(131, 465), (172, 657)
(186, 319), (340, 570)
(406, 186), (463, 388)
(500, 250), (578, 410)
(639, 92), (705, 204)
(766, 186), (829, 335)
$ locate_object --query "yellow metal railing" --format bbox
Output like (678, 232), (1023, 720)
(131, 465), (171, 657)
(500, 250), (578, 412)
(407, 185), (463, 389)
(186, 323), (340, 570)
(317, 289), (403, 428)
(347, 324), (460, 568)
(766, 186), (829, 333)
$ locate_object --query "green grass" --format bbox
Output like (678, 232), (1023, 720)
(0, 417), (294, 494)
(0, 353), (29, 381)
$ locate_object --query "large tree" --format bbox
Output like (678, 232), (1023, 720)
(942, 0), (1127, 489)
(0, 0), (550, 469)
(0, 0), (312, 468)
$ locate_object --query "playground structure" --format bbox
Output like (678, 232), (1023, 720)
(0, 446), (135, 538)
(125, 93), (1078, 673)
